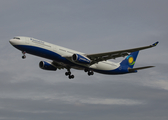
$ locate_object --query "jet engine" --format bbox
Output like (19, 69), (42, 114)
(39, 61), (57, 71)
(72, 54), (91, 64)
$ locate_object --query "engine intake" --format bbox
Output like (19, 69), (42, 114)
(72, 54), (91, 64)
(39, 61), (57, 71)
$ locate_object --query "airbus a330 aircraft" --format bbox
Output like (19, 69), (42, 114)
(9, 36), (159, 79)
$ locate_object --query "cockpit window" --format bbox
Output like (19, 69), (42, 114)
(13, 37), (20, 40)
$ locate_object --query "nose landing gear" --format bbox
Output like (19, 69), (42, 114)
(22, 51), (26, 59)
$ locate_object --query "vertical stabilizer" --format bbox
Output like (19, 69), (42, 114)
(120, 51), (139, 68)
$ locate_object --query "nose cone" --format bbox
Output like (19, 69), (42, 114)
(9, 39), (15, 45)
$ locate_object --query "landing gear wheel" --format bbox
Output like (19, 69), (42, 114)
(22, 55), (26, 59)
(65, 72), (71, 76)
(88, 72), (91, 76)
(69, 75), (74, 79)
(91, 71), (94, 75)
(84, 69), (88, 72)
(88, 71), (94, 76)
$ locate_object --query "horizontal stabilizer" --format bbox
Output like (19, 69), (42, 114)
(128, 66), (155, 72)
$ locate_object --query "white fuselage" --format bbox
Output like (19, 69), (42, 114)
(10, 36), (158, 78)
(10, 36), (120, 72)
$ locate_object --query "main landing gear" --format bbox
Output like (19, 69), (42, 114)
(22, 51), (26, 59)
(84, 69), (94, 76)
(65, 69), (74, 79)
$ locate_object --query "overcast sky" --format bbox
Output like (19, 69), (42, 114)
(0, 0), (168, 120)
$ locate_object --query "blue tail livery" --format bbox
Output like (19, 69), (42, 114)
(119, 51), (154, 73)
(120, 51), (139, 68)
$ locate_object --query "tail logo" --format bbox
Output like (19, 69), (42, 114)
(127, 55), (135, 66)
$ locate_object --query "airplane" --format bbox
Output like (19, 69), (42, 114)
(9, 36), (159, 79)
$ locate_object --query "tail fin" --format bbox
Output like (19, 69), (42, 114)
(120, 51), (139, 68)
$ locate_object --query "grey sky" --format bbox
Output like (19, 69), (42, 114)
(0, 0), (168, 120)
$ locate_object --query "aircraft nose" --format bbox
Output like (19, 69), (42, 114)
(9, 39), (15, 45)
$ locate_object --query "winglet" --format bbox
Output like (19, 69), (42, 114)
(152, 41), (159, 46)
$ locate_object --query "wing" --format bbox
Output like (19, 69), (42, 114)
(86, 41), (159, 64)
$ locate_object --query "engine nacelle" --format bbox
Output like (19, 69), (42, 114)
(39, 61), (57, 71)
(72, 54), (91, 64)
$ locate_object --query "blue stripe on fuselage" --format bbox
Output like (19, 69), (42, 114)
(13, 45), (136, 74)
(13, 45), (74, 65)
